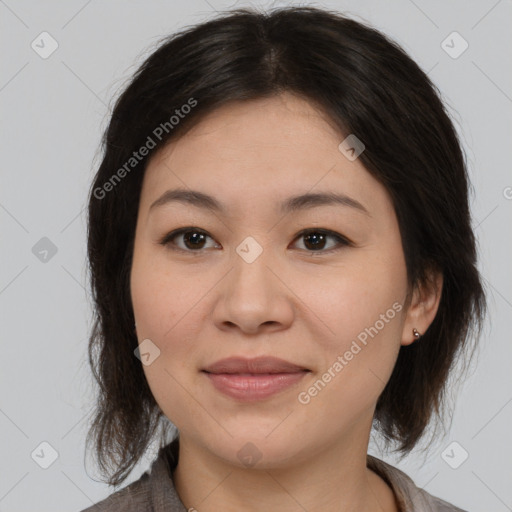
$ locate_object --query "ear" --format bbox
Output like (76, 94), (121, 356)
(401, 269), (443, 346)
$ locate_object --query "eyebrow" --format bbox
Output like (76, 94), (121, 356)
(149, 188), (370, 216)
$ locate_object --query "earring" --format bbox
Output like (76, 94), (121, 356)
(412, 328), (421, 342)
(134, 321), (137, 333)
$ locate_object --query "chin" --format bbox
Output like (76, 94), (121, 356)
(199, 429), (309, 470)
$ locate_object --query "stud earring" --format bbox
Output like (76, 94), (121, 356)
(412, 328), (421, 341)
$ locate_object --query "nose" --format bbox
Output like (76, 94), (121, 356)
(211, 245), (295, 335)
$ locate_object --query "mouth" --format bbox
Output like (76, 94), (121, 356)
(202, 355), (310, 374)
(201, 356), (311, 401)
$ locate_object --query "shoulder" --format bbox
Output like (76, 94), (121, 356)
(79, 439), (186, 512)
(79, 470), (152, 512)
(367, 455), (468, 512)
(412, 486), (468, 512)
(429, 493), (468, 512)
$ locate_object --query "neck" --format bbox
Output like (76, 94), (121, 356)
(172, 427), (397, 512)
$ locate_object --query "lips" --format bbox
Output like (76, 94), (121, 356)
(201, 356), (310, 401)
(202, 356), (309, 375)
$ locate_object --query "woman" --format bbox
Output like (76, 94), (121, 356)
(82, 6), (485, 512)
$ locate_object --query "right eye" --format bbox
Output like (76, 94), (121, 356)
(159, 227), (220, 253)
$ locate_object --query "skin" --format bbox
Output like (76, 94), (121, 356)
(130, 93), (442, 512)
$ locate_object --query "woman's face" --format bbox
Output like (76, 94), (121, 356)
(130, 93), (427, 468)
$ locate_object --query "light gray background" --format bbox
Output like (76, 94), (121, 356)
(1, 0), (511, 511)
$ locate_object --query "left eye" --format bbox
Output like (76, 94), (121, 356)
(160, 227), (352, 254)
(293, 229), (351, 252)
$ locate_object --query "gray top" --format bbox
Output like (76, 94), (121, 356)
(81, 437), (467, 512)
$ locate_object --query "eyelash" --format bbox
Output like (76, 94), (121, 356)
(158, 226), (352, 255)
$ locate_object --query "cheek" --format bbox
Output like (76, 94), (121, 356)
(132, 266), (205, 392)
(131, 269), (200, 430)
(296, 248), (407, 348)
(130, 246), (210, 419)
(297, 249), (408, 410)
(131, 242), (201, 338)
(295, 294), (405, 434)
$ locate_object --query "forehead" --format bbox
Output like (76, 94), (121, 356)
(140, 93), (393, 219)
(157, 93), (340, 166)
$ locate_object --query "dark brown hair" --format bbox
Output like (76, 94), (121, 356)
(86, 6), (486, 486)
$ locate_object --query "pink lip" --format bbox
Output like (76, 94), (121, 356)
(201, 356), (310, 401)
(203, 372), (309, 401)
(202, 356), (308, 374)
